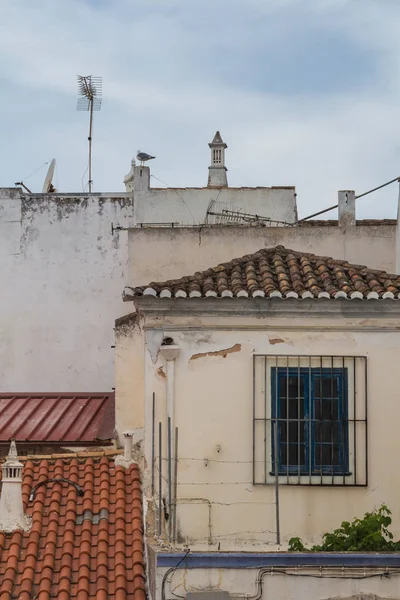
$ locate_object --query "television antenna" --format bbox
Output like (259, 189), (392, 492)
(205, 200), (294, 227)
(77, 75), (102, 193)
(42, 159), (57, 193)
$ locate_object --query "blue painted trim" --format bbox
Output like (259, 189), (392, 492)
(157, 552), (400, 569)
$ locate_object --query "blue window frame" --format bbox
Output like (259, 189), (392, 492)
(271, 367), (349, 476)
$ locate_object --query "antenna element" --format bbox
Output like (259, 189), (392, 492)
(77, 75), (102, 193)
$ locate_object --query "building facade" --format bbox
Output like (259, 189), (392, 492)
(118, 245), (400, 600)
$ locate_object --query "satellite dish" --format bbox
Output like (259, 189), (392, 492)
(42, 159), (57, 193)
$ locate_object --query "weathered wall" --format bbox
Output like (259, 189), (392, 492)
(117, 302), (400, 551)
(132, 184), (297, 226)
(0, 189), (134, 392)
(154, 564), (400, 600)
(0, 179), (298, 393)
(128, 223), (396, 287)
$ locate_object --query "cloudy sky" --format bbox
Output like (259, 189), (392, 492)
(1, 0), (400, 218)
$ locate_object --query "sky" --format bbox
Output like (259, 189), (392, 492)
(1, 0), (400, 219)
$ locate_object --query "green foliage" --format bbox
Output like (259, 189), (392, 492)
(288, 505), (400, 552)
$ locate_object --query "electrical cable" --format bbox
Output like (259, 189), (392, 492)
(161, 548), (191, 600)
(298, 175), (400, 223)
(151, 174), (196, 223)
(21, 161), (49, 182)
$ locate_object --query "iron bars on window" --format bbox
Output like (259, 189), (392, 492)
(253, 355), (367, 486)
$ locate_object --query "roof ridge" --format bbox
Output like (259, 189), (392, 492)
(129, 245), (400, 301)
(1, 448), (123, 463)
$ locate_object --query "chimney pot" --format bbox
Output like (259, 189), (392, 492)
(115, 431), (136, 469)
(338, 190), (356, 227)
(0, 441), (31, 532)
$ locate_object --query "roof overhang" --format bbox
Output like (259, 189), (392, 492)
(131, 295), (400, 319)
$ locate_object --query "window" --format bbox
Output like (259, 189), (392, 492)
(253, 356), (367, 486)
(213, 148), (222, 164)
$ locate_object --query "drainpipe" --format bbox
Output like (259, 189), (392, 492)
(159, 340), (180, 541)
(159, 341), (180, 450)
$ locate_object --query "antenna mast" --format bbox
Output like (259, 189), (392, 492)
(77, 75), (102, 193)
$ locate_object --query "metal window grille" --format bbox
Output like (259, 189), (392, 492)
(253, 355), (367, 486)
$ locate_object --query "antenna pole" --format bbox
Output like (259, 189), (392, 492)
(88, 97), (93, 193)
(77, 75), (102, 194)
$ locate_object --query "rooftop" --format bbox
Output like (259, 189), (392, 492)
(0, 450), (145, 600)
(127, 245), (400, 301)
(0, 394), (114, 446)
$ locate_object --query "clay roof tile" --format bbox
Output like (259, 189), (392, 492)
(130, 245), (400, 301)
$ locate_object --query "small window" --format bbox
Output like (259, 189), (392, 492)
(213, 148), (222, 164)
(253, 355), (367, 486)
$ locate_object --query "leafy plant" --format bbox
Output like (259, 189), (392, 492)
(288, 505), (400, 552)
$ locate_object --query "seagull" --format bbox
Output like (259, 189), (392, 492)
(137, 150), (156, 165)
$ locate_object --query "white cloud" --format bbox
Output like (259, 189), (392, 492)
(0, 0), (399, 218)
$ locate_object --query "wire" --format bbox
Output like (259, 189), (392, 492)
(81, 165), (89, 192)
(151, 174), (196, 223)
(162, 548), (191, 600)
(22, 161), (49, 182)
(298, 175), (400, 223)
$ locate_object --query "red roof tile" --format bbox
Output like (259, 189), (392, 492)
(0, 394), (114, 445)
(0, 452), (145, 600)
(128, 245), (400, 300)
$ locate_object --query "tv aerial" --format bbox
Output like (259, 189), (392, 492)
(77, 75), (102, 193)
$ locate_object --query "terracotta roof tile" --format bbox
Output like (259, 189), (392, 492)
(130, 245), (400, 300)
(0, 394), (114, 445)
(0, 454), (145, 600)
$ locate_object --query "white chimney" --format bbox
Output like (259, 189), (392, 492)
(338, 190), (356, 227)
(115, 431), (136, 468)
(0, 441), (31, 532)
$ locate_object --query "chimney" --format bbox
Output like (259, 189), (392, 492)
(115, 431), (136, 468)
(0, 441), (31, 532)
(338, 190), (356, 227)
(208, 131), (228, 188)
(123, 160), (151, 193)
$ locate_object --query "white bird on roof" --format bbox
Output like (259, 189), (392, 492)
(137, 150), (156, 165)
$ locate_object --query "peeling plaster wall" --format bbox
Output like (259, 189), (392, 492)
(124, 310), (400, 551)
(0, 189), (134, 391)
(128, 224), (396, 287)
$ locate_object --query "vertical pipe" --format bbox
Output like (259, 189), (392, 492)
(331, 356), (334, 485)
(274, 420), (281, 546)
(353, 357), (357, 485)
(158, 421), (162, 536)
(151, 392), (155, 496)
(364, 357), (368, 487)
(253, 356), (256, 485)
(88, 98), (94, 193)
(167, 416), (172, 541)
(173, 426), (179, 543)
(166, 358), (176, 461)
(297, 355), (300, 484)
(264, 356), (267, 484)
(286, 356), (289, 485)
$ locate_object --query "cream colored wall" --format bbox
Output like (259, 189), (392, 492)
(139, 311), (400, 550)
(128, 224), (396, 288)
(115, 315), (145, 441)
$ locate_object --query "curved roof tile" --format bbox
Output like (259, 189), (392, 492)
(130, 245), (400, 300)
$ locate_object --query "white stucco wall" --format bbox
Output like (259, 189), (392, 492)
(0, 189), (134, 392)
(128, 223), (396, 288)
(133, 184), (297, 226)
(116, 302), (400, 551)
(0, 179), (298, 393)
